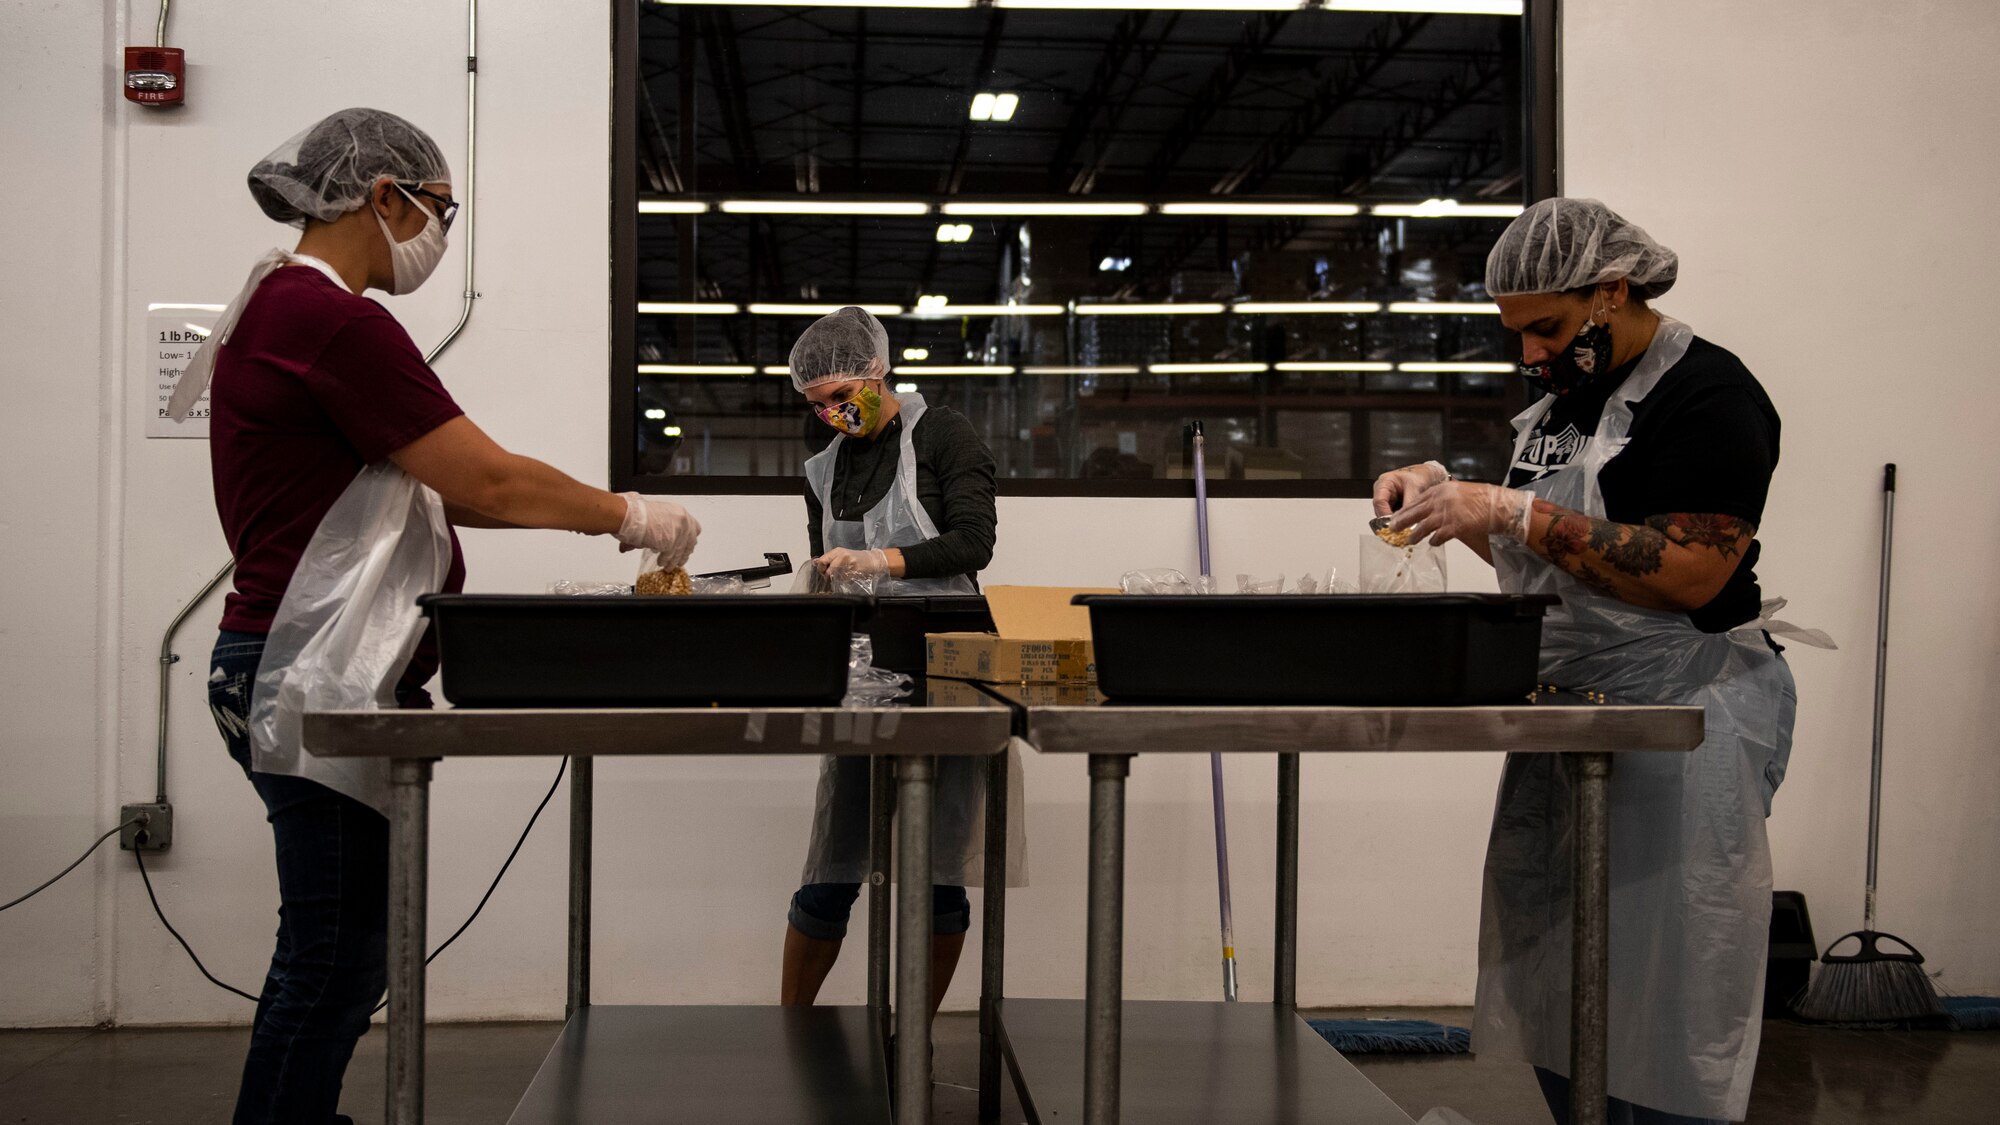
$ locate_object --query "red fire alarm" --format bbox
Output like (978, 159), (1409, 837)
(124, 47), (186, 107)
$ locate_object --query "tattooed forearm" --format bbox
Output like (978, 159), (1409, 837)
(1530, 502), (1755, 610)
(1646, 512), (1755, 560)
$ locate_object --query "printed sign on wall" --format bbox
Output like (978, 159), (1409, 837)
(146, 303), (224, 439)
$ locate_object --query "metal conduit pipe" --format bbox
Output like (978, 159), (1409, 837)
(153, 0), (482, 804)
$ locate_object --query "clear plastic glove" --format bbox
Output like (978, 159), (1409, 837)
(615, 493), (701, 569)
(1390, 480), (1533, 546)
(1372, 460), (1451, 518)
(816, 547), (890, 580)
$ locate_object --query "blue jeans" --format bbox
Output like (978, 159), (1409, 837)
(788, 882), (971, 941)
(1534, 1068), (1729, 1125)
(210, 631), (403, 1125)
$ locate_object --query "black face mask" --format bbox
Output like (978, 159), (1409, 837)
(1520, 308), (1614, 397)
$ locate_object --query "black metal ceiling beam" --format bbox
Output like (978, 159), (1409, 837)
(937, 9), (1008, 197)
(1045, 11), (1151, 192)
(698, 7), (787, 298)
(1137, 10), (1295, 191)
(1339, 50), (1506, 197)
(1211, 14), (1432, 196)
(848, 10), (867, 300)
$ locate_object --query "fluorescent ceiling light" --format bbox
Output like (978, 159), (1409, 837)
(644, 408), (668, 420)
(1234, 301), (1383, 314)
(1022, 366), (1143, 375)
(892, 365), (1018, 376)
(662, 425), (685, 437)
(894, 382), (920, 393)
(942, 201), (1149, 217)
(638, 301), (740, 315)
(721, 200), (930, 216)
(1387, 301), (1501, 314)
(748, 303), (906, 316)
(970, 92), (1018, 123)
(902, 348), (931, 361)
(762, 366), (792, 376)
(637, 364), (758, 376)
(1098, 256), (1132, 272)
(1398, 362), (1515, 372)
(1160, 202), (1361, 216)
(147, 302), (227, 312)
(1372, 198), (1525, 218)
(905, 303), (1064, 317)
(1075, 302), (1226, 315)
(998, 0), (1305, 9)
(917, 294), (950, 309)
(1149, 362), (1270, 374)
(655, 1), (973, 8)
(1322, 1), (1523, 15)
(638, 200), (710, 214)
(935, 223), (973, 243)
(1274, 361), (1395, 372)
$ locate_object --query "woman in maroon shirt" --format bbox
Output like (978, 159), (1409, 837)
(184, 109), (695, 1125)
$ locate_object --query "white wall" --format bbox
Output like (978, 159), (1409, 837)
(1565, 0), (2000, 998)
(4, 0), (1997, 1029)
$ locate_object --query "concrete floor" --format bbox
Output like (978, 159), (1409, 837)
(2, 1008), (1994, 1124)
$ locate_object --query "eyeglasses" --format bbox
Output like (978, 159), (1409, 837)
(398, 183), (460, 233)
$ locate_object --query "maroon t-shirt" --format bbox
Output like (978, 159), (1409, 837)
(209, 264), (467, 689)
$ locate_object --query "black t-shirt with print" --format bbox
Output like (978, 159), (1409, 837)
(1503, 335), (1781, 634)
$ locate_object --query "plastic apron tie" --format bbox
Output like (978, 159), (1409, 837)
(166, 250), (346, 422)
(1474, 318), (1798, 1121)
(796, 393), (1024, 888)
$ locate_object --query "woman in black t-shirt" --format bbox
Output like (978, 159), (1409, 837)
(1374, 199), (1797, 1125)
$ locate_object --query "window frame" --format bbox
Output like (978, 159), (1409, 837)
(608, 0), (1561, 498)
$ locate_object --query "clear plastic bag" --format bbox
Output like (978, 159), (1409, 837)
(844, 633), (913, 707)
(1360, 532), (1448, 593)
(548, 579), (632, 596)
(1236, 573), (1286, 594)
(689, 574), (748, 595)
(1119, 568), (1218, 595)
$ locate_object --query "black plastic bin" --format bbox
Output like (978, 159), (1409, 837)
(1766, 890), (1818, 1018)
(420, 594), (867, 708)
(864, 595), (994, 678)
(1075, 593), (1560, 705)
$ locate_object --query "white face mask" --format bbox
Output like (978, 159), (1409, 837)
(372, 182), (448, 295)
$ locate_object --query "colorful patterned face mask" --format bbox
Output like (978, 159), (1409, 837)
(1519, 301), (1614, 397)
(814, 382), (885, 436)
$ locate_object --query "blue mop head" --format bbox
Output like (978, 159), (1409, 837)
(1945, 996), (2000, 1031)
(1308, 1018), (1471, 1055)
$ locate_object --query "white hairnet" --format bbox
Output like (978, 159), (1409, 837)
(246, 108), (450, 228)
(1485, 198), (1678, 300)
(787, 307), (890, 393)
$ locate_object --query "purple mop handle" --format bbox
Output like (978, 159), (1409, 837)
(1193, 430), (1211, 578)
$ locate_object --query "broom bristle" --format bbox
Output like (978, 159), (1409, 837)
(1794, 958), (1947, 1024)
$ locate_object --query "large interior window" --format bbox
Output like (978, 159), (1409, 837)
(612, 0), (1557, 496)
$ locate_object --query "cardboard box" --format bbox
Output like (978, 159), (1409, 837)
(926, 585), (1115, 685)
(926, 676), (1101, 708)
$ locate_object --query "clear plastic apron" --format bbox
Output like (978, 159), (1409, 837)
(798, 394), (1023, 886)
(233, 256), (455, 815)
(1473, 318), (1798, 1121)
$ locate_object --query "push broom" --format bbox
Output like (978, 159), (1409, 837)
(1190, 422), (1239, 1001)
(1793, 464), (1946, 1024)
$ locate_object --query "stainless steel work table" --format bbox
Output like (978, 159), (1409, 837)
(998, 692), (1707, 1125)
(304, 699), (1012, 1125)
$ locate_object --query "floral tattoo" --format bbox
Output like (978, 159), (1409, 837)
(1533, 502), (1754, 594)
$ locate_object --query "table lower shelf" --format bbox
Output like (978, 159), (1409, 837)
(505, 1004), (890, 1125)
(997, 998), (1415, 1125)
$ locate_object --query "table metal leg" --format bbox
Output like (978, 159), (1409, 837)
(1084, 753), (1130, 1125)
(896, 755), (936, 1125)
(1274, 752), (1300, 1010)
(386, 758), (433, 1125)
(567, 756), (592, 1019)
(1570, 752), (1612, 1125)
(869, 756), (894, 1031)
(979, 746), (1009, 1122)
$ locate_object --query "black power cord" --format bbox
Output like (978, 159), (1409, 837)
(5, 759), (571, 1010)
(0, 820), (139, 913)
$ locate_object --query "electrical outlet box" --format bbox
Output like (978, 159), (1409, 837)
(121, 803), (173, 851)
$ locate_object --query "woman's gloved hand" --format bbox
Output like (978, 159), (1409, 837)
(815, 547), (890, 579)
(615, 493), (701, 569)
(1371, 460), (1452, 518)
(1389, 481), (1534, 547)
